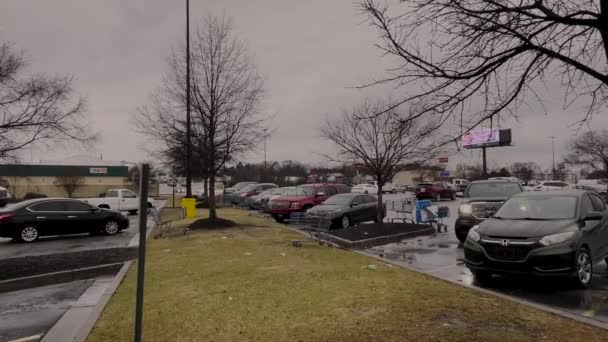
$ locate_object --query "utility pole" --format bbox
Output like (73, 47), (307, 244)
(482, 146), (487, 178)
(185, 0), (192, 198)
(549, 136), (556, 180)
(263, 128), (268, 181)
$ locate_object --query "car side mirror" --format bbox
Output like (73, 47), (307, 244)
(584, 211), (603, 221)
(90, 207), (101, 213)
(316, 192), (325, 197)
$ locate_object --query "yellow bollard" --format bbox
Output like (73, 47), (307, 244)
(181, 198), (197, 218)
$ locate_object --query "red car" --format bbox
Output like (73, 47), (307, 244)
(415, 182), (456, 201)
(267, 183), (350, 222)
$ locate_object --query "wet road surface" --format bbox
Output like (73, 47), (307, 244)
(368, 197), (608, 325)
(0, 280), (94, 342)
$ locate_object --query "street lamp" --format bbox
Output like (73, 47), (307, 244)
(185, 0), (192, 198)
(549, 136), (556, 180)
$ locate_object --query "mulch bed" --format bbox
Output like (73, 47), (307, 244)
(321, 222), (435, 249)
(188, 218), (238, 230)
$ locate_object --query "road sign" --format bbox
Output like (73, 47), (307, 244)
(438, 156), (449, 163)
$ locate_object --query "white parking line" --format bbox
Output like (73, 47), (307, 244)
(8, 334), (43, 342)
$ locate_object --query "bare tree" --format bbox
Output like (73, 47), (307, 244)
(137, 15), (265, 221)
(322, 99), (441, 223)
(359, 1), (608, 139)
(0, 42), (92, 159)
(510, 162), (541, 183)
(54, 175), (84, 198)
(566, 130), (608, 189)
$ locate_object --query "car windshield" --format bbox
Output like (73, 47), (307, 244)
(237, 185), (255, 193)
(323, 195), (352, 205)
(466, 183), (521, 197)
(494, 196), (577, 220)
(418, 183), (432, 187)
(233, 182), (253, 190)
(285, 187), (315, 196)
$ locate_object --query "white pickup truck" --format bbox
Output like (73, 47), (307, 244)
(83, 189), (155, 214)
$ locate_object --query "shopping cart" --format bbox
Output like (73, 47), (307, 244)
(387, 197), (416, 224)
(288, 212), (334, 247)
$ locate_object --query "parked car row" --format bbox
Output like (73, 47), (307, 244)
(227, 183), (384, 229)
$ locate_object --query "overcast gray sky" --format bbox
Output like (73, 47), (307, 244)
(1, 0), (604, 172)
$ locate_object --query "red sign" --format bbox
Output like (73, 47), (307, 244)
(438, 157), (449, 163)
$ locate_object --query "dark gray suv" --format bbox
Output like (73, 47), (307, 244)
(455, 180), (524, 242)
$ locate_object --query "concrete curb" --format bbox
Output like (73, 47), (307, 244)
(41, 261), (133, 342)
(0, 263), (124, 294)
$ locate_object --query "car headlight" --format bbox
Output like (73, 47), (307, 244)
(459, 204), (472, 215)
(467, 226), (480, 242)
(539, 231), (575, 246)
(332, 208), (343, 215)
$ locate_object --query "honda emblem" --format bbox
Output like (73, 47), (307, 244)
(501, 239), (510, 247)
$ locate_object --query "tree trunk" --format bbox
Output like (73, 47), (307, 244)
(376, 178), (384, 224)
(203, 178), (208, 199)
(601, 0), (608, 66)
(209, 174), (217, 221)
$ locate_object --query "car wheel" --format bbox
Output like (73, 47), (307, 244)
(18, 225), (39, 243)
(128, 210), (138, 215)
(364, 191), (368, 194)
(340, 215), (351, 229)
(434, 193), (441, 202)
(451, 193), (456, 201)
(273, 215), (285, 223)
(575, 248), (593, 288)
(104, 220), (120, 236)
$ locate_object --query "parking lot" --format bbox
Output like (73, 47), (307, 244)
(367, 193), (608, 325)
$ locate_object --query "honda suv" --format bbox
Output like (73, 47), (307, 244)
(455, 179), (524, 242)
(267, 184), (349, 223)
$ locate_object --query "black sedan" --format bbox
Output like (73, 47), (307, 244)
(464, 190), (608, 287)
(0, 198), (130, 243)
(306, 193), (381, 229)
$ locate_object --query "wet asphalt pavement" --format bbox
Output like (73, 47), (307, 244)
(370, 194), (608, 325)
(0, 280), (94, 342)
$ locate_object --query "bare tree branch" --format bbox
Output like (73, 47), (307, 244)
(359, 0), (608, 141)
(0, 42), (94, 159)
(322, 99), (442, 223)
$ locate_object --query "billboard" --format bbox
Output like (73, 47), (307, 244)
(462, 128), (500, 149)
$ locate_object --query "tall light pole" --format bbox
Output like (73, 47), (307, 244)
(185, 0), (192, 198)
(549, 136), (556, 180)
(263, 128), (268, 181)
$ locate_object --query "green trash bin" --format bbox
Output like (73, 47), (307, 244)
(181, 198), (196, 218)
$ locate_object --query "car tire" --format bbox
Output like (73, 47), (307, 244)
(273, 215), (285, 223)
(434, 193), (441, 202)
(128, 210), (138, 215)
(17, 225), (39, 243)
(364, 191), (368, 194)
(456, 230), (467, 243)
(340, 215), (350, 229)
(451, 193), (456, 201)
(574, 248), (593, 288)
(103, 220), (120, 236)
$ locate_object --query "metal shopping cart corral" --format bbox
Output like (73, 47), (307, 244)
(288, 212), (335, 247)
(386, 197), (417, 224)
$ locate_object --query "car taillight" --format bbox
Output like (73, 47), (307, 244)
(0, 214), (12, 222)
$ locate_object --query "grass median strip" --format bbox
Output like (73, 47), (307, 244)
(88, 208), (606, 341)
